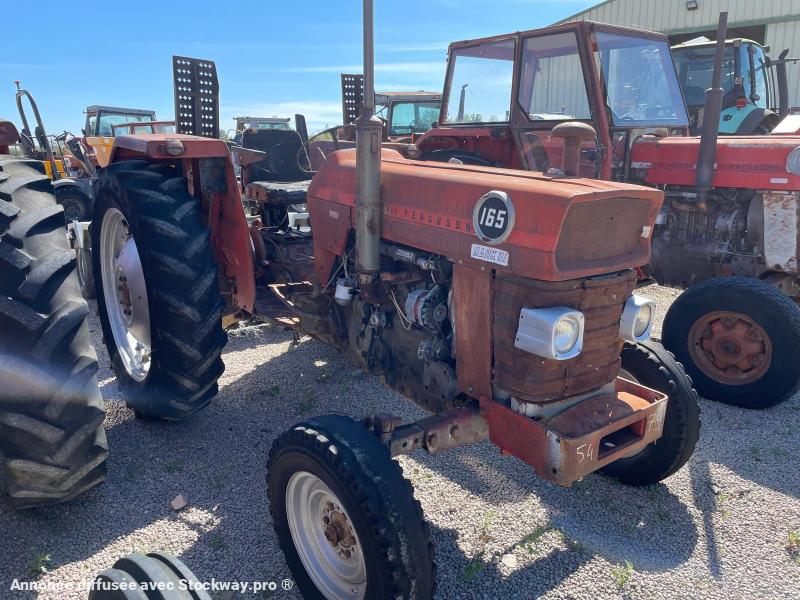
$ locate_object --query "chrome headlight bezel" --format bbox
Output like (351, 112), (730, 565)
(514, 306), (585, 361)
(619, 294), (656, 343)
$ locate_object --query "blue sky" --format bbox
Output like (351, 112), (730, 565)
(2, 0), (595, 135)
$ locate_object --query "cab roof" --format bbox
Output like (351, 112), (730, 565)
(84, 105), (156, 116)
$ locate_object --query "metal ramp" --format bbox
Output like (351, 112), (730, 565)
(172, 56), (220, 138)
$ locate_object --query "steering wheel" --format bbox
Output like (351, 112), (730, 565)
(296, 125), (357, 175)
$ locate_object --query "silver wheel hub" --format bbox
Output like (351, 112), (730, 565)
(100, 208), (151, 382)
(286, 471), (366, 599)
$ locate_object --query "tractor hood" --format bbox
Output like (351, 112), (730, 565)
(631, 135), (800, 191)
(308, 149), (663, 282)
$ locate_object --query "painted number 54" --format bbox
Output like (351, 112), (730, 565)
(576, 443), (594, 463)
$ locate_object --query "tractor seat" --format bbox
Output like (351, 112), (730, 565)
(683, 86), (706, 107)
(245, 180), (309, 205)
(241, 129), (310, 182)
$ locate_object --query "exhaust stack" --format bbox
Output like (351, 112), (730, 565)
(695, 11), (728, 205)
(355, 0), (383, 288)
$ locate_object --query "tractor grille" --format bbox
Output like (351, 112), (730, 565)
(493, 270), (635, 403)
(556, 197), (652, 272)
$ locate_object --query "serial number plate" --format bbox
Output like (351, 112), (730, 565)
(470, 243), (509, 267)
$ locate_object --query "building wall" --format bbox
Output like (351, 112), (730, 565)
(560, 0), (800, 108)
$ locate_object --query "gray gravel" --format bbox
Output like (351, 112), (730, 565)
(1, 287), (800, 599)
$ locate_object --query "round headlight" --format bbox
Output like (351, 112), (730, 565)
(554, 315), (581, 353)
(633, 303), (653, 337)
(787, 146), (800, 175)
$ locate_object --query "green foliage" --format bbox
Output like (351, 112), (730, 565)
(461, 551), (486, 582)
(611, 560), (634, 589)
(27, 553), (52, 578)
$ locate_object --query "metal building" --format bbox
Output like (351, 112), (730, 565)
(559, 0), (800, 108)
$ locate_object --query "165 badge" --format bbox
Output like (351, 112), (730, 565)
(472, 191), (514, 245)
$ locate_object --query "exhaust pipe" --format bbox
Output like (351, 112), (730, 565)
(776, 49), (790, 117)
(355, 0), (383, 289)
(695, 11), (727, 205)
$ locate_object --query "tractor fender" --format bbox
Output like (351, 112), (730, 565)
(735, 107), (779, 134)
(53, 176), (93, 196)
(0, 119), (19, 147)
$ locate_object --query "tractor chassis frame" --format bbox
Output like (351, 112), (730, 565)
(367, 377), (667, 487)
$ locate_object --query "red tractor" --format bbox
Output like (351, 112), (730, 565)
(83, 22), (699, 600)
(414, 15), (800, 410)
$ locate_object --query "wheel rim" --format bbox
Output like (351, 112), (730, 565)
(100, 208), (151, 382)
(687, 310), (772, 386)
(286, 471), (366, 600)
(77, 249), (92, 292)
(62, 199), (84, 221)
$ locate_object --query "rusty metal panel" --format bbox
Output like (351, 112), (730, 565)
(480, 377), (667, 487)
(493, 270), (635, 403)
(556, 197), (654, 272)
(453, 264), (494, 400)
(173, 56), (219, 138)
(763, 191), (799, 274)
(306, 196), (353, 285)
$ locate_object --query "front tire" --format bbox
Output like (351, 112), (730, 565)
(601, 341), (700, 486)
(0, 156), (107, 508)
(92, 160), (227, 420)
(268, 415), (435, 599)
(662, 277), (800, 409)
(56, 186), (92, 222)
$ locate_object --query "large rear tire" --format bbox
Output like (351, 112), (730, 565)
(0, 156), (107, 508)
(268, 415), (436, 599)
(92, 161), (227, 420)
(662, 277), (800, 409)
(601, 340), (700, 486)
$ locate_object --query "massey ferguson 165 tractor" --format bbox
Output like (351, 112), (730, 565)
(79, 7), (700, 596)
(414, 14), (800, 410)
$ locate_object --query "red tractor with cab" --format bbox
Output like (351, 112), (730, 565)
(413, 15), (800, 410)
(81, 19), (700, 600)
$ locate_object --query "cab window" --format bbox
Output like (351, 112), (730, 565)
(518, 32), (591, 121)
(445, 39), (515, 123)
(98, 113), (155, 136)
(389, 102), (440, 136)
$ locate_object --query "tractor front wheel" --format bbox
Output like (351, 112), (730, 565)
(601, 340), (700, 486)
(662, 277), (800, 409)
(56, 186), (92, 222)
(268, 415), (435, 599)
(92, 160), (227, 420)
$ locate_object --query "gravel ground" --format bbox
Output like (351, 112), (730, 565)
(1, 285), (800, 599)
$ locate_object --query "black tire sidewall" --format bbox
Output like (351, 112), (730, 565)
(269, 446), (396, 600)
(663, 280), (800, 407)
(602, 341), (700, 485)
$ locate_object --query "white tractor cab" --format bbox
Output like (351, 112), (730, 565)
(374, 91), (442, 139)
(671, 37), (798, 134)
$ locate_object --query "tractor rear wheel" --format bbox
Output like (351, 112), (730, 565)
(268, 415), (436, 599)
(662, 277), (800, 409)
(92, 160), (227, 420)
(601, 340), (700, 486)
(0, 156), (107, 508)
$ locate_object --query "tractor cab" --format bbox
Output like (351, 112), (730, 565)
(83, 105), (158, 168)
(374, 91), (441, 139)
(671, 38), (779, 134)
(416, 21), (689, 181)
